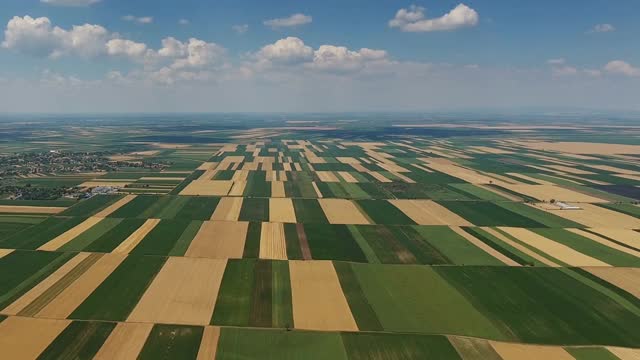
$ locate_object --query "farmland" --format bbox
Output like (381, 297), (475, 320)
(0, 115), (639, 358)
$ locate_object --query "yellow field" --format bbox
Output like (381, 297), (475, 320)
(38, 218), (104, 251)
(179, 180), (233, 196)
(94, 195), (136, 218)
(0, 316), (70, 359)
(186, 221), (248, 259)
(210, 197), (243, 221)
(128, 257), (227, 325)
(269, 198), (296, 223)
(112, 218), (161, 253)
(289, 261), (358, 331)
(389, 199), (472, 226)
(0, 205), (66, 214)
(259, 222), (287, 260)
(93, 322), (153, 360)
(318, 199), (370, 225)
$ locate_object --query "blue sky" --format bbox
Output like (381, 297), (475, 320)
(0, 0), (638, 112)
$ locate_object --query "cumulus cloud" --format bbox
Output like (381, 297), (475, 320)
(41, 0), (100, 6)
(389, 4), (479, 32)
(106, 39), (148, 60)
(589, 23), (615, 33)
(2, 16), (109, 58)
(604, 60), (640, 77)
(122, 15), (153, 24)
(232, 24), (249, 34)
(264, 13), (312, 28)
(308, 46), (389, 73)
(254, 37), (313, 64)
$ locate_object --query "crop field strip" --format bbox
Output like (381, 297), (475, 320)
(2, 135), (640, 358)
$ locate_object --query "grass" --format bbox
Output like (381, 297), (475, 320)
(413, 226), (505, 266)
(70, 255), (166, 321)
(138, 324), (203, 360)
(215, 327), (348, 360)
(175, 196), (220, 220)
(341, 332), (462, 360)
(436, 266), (640, 346)
(108, 195), (161, 218)
(333, 261), (383, 331)
(130, 219), (193, 256)
(497, 202), (584, 228)
(283, 223), (303, 260)
(58, 195), (123, 217)
(239, 198), (269, 222)
(356, 200), (416, 225)
(532, 228), (640, 267)
(271, 260), (294, 329)
(0, 250), (72, 309)
(437, 201), (545, 227)
(242, 222), (261, 258)
(565, 347), (620, 360)
(304, 224), (367, 262)
(352, 263), (505, 339)
(167, 220), (202, 256)
(250, 260), (273, 328)
(292, 199), (329, 224)
(0, 216), (87, 250)
(84, 218), (146, 252)
(462, 227), (539, 266)
(59, 218), (123, 252)
(211, 259), (255, 326)
(38, 321), (116, 360)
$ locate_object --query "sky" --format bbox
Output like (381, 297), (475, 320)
(0, 0), (638, 113)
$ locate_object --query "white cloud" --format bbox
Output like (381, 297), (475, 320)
(389, 4), (479, 32)
(232, 24), (249, 34)
(122, 15), (153, 24)
(547, 58), (566, 65)
(106, 39), (148, 60)
(41, 0), (100, 6)
(254, 37), (313, 64)
(604, 60), (640, 77)
(589, 23), (615, 33)
(264, 13), (312, 28)
(308, 46), (389, 73)
(552, 66), (578, 77)
(2, 16), (109, 58)
(178, 19), (190, 25)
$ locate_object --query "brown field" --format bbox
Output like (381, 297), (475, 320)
(337, 157), (360, 164)
(228, 181), (247, 196)
(312, 182), (323, 198)
(481, 227), (561, 267)
(389, 199), (472, 226)
(519, 141), (640, 155)
(197, 326), (221, 360)
(93, 322), (153, 360)
(36, 253), (127, 319)
(450, 226), (520, 266)
(269, 198), (297, 223)
(210, 197), (243, 221)
(367, 171), (392, 182)
(489, 341), (575, 360)
(337, 171), (358, 183)
(259, 222), (287, 260)
(606, 347), (640, 360)
(587, 164), (640, 175)
(186, 221), (248, 259)
(530, 203), (640, 228)
(468, 146), (513, 154)
(318, 199), (370, 225)
(271, 181), (286, 198)
(568, 229), (640, 258)
(38, 217), (104, 251)
(499, 227), (609, 267)
(128, 257), (227, 325)
(420, 160), (500, 184)
(614, 173), (640, 182)
(197, 162), (218, 171)
(0, 248), (14, 258)
(0, 316), (71, 360)
(0, 205), (66, 214)
(316, 171), (339, 182)
(585, 267), (640, 299)
(498, 184), (607, 203)
(180, 180), (233, 196)
(80, 181), (132, 188)
(2, 252), (92, 315)
(94, 195), (137, 218)
(544, 164), (596, 175)
(113, 218), (161, 254)
(289, 260), (358, 331)
(506, 173), (555, 185)
(139, 176), (185, 181)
